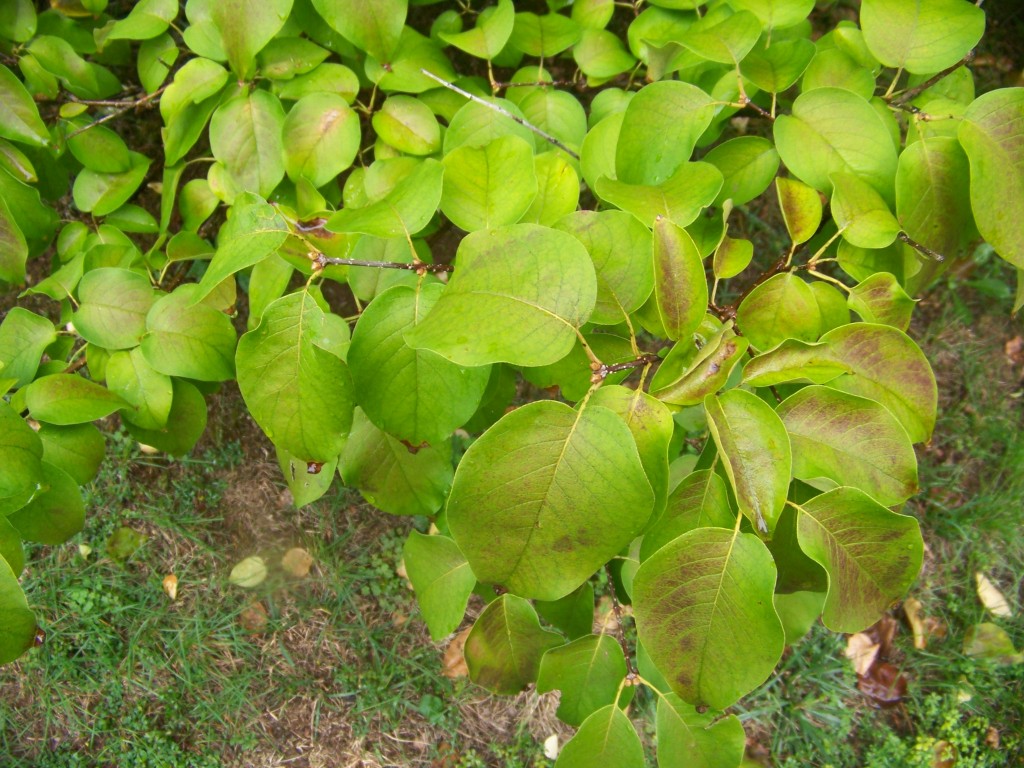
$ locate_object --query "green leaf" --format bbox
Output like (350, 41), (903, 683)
(104, 0), (178, 41)
(275, 62), (360, 103)
(277, 447), (336, 507)
(196, 193), (291, 299)
(0, 63), (50, 147)
(633, 526), (785, 709)
(535, 583), (594, 641)
(678, 10), (762, 65)
(651, 329), (749, 407)
(510, 12), (581, 57)
(72, 268), (156, 350)
(0, 196), (28, 284)
(184, 0), (292, 79)
(742, 38), (816, 93)
(282, 93), (360, 188)
(348, 284), (490, 446)
(441, 135), (538, 232)
(848, 272), (915, 330)
(742, 339), (851, 388)
(339, 409), (452, 516)
(106, 348), (173, 431)
(37, 423), (104, 486)
(25, 374), (127, 425)
(0, 308), (56, 388)
(326, 159), (444, 238)
(830, 172), (900, 249)
(958, 88), (1024, 270)
(640, 469), (734, 561)
(555, 704), (644, 768)
(775, 177), (822, 246)
(210, 90), (286, 197)
(573, 29), (637, 80)
(0, 516), (25, 577)
(404, 531), (476, 642)
(963, 623), (1024, 665)
(312, 0), (406, 61)
(372, 95), (441, 156)
(465, 594), (563, 695)
(861, 0), (984, 75)
(774, 590), (826, 644)
(731, 0), (814, 30)
(6, 462), (84, 545)
(777, 385), (918, 505)
(820, 322), (936, 443)
(122, 378), (207, 456)
(406, 224), (596, 368)
(705, 388), (791, 534)
(72, 151), (151, 217)
(589, 384), (674, 525)
(521, 152), (580, 226)
(138, 33), (179, 92)
(237, 291), (354, 462)
(443, 97), (537, 153)
(0, 0), (36, 43)
(656, 693), (746, 768)
(0, 557), (36, 665)
(257, 37), (329, 80)
(774, 88), (898, 202)
(896, 136), (974, 261)
(537, 634), (631, 727)
(796, 486), (923, 633)
(736, 272), (821, 351)
(0, 402), (43, 517)
(615, 81), (716, 186)
(704, 137), (780, 207)
(554, 210), (654, 324)
(447, 400), (653, 600)
(440, 0), (514, 60)
(142, 286), (235, 382)
(596, 162), (724, 228)
(713, 235), (753, 280)
(652, 216), (708, 342)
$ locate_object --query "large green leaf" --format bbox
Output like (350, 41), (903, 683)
(326, 159), (443, 238)
(651, 328), (749, 407)
(0, 308), (56, 388)
(957, 89), (1024, 270)
(536, 634), (631, 727)
(439, 0), (514, 60)
(106, 348), (173, 431)
(640, 469), (733, 561)
(736, 272), (821, 352)
(447, 400), (653, 600)
(0, 196), (28, 285)
(312, 0), (406, 61)
(443, 97), (536, 154)
(633, 526), (785, 709)
(731, 0), (814, 30)
(441, 135), (538, 232)
(774, 88), (898, 202)
(37, 423), (105, 486)
(555, 704), (644, 768)
(742, 339), (852, 388)
(704, 136), (780, 207)
(142, 286), (236, 382)
(678, 9), (761, 65)
(775, 176), (823, 246)
(510, 12), (582, 57)
(103, 0), (178, 42)
(6, 462), (84, 545)
(0, 63), (49, 147)
(282, 94), (360, 188)
(348, 283), (490, 446)
(236, 291), (354, 462)
(0, 557), (35, 665)
(72, 268), (156, 350)
(652, 216), (708, 341)
(554, 210), (654, 324)
(830, 171), (900, 249)
(184, 0), (292, 78)
(848, 272), (915, 331)
(464, 594), (563, 695)
(372, 95), (441, 156)
(0, 402), (43, 517)
(860, 0), (984, 75)
(742, 38), (816, 94)
(339, 408), (451, 516)
(209, 90), (286, 197)
(705, 389), (791, 534)
(25, 374), (127, 426)
(615, 81), (715, 185)
(406, 224), (596, 367)
(596, 162), (724, 228)
(795, 486), (923, 633)
(820, 323), (936, 443)
(122, 378), (207, 456)
(403, 531), (476, 642)
(656, 693), (746, 768)
(777, 385), (917, 505)
(72, 151), (151, 217)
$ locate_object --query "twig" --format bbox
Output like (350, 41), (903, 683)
(418, 69), (581, 160)
(595, 354), (660, 379)
(605, 565), (638, 680)
(65, 86), (167, 140)
(898, 231), (945, 262)
(890, 51), (975, 107)
(312, 253), (453, 274)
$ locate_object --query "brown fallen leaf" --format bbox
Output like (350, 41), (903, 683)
(239, 602), (269, 633)
(162, 574), (178, 601)
(845, 632), (881, 676)
(281, 547), (313, 578)
(1004, 335), (1024, 366)
(975, 572), (1013, 618)
(985, 727), (1000, 749)
(903, 598), (928, 649)
(931, 740), (956, 768)
(442, 626), (471, 679)
(857, 662), (907, 706)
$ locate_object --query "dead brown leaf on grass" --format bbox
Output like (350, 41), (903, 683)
(845, 632), (880, 676)
(281, 547), (314, 578)
(975, 572), (1013, 617)
(442, 627), (471, 679)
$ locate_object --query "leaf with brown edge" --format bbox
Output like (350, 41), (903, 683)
(652, 216), (708, 342)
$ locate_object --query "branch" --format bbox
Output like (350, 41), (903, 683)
(312, 252), (453, 273)
(605, 565), (638, 681)
(890, 50), (975, 107)
(898, 231), (945, 262)
(419, 69), (581, 160)
(593, 354), (660, 380)
(64, 86), (167, 140)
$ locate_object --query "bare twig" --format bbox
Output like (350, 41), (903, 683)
(65, 86), (167, 140)
(312, 253), (453, 274)
(890, 51), (975, 107)
(898, 231), (945, 262)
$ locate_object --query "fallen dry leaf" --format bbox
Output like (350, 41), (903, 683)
(281, 547), (313, 578)
(442, 626), (471, 679)
(857, 662), (907, 706)
(904, 598), (928, 649)
(975, 572), (1013, 618)
(1004, 335), (1024, 366)
(931, 740), (956, 768)
(162, 574), (178, 601)
(845, 632), (881, 676)
(543, 734), (560, 760)
(986, 727), (1000, 749)
(239, 602), (268, 633)
(229, 555), (268, 588)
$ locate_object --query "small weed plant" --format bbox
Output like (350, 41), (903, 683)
(1, 0), (1022, 764)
